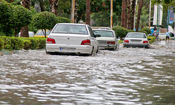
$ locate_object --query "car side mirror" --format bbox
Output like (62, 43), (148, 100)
(94, 34), (101, 38)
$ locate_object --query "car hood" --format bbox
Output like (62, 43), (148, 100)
(96, 37), (116, 41)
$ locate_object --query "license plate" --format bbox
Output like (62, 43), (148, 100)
(60, 47), (75, 51)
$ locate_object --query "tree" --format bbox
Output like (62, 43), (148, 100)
(0, 0), (12, 35)
(136, 0), (144, 31)
(121, 0), (127, 28)
(32, 11), (57, 38)
(49, 0), (58, 16)
(20, 0), (31, 37)
(128, 0), (136, 30)
(10, 5), (32, 36)
(86, 0), (90, 25)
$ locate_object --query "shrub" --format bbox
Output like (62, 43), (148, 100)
(57, 16), (71, 23)
(29, 38), (39, 50)
(141, 27), (151, 35)
(148, 36), (156, 44)
(1, 37), (12, 50)
(23, 40), (31, 50)
(10, 37), (24, 50)
(0, 37), (46, 50)
(0, 38), (4, 50)
(38, 38), (46, 49)
(112, 26), (133, 38)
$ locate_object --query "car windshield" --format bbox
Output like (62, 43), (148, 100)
(126, 33), (146, 38)
(93, 30), (114, 37)
(52, 24), (88, 35)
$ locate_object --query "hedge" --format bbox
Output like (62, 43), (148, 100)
(112, 26), (133, 39)
(147, 36), (156, 44)
(0, 37), (46, 51)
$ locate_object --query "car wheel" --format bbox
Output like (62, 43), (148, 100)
(145, 45), (150, 49)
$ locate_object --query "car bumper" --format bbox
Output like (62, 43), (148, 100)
(123, 43), (149, 47)
(46, 44), (93, 54)
(98, 45), (116, 49)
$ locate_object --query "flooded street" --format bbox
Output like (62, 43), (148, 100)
(0, 40), (175, 105)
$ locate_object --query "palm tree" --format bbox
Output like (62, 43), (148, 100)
(20, 0), (30, 37)
(136, 0), (144, 31)
(49, 0), (58, 16)
(86, 0), (90, 25)
(121, 0), (127, 28)
(128, 0), (136, 30)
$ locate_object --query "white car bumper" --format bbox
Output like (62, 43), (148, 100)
(46, 44), (93, 54)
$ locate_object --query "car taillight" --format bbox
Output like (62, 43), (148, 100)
(124, 40), (129, 43)
(47, 38), (55, 44)
(81, 39), (91, 45)
(107, 41), (115, 44)
(143, 41), (148, 43)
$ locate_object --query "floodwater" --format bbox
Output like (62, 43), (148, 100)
(0, 40), (175, 105)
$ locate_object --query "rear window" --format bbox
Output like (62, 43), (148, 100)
(93, 30), (114, 37)
(126, 33), (146, 38)
(52, 24), (88, 35)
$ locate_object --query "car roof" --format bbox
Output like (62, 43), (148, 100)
(56, 23), (88, 26)
(128, 32), (145, 34)
(92, 27), (112, 30)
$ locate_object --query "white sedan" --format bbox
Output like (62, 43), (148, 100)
(93, 28), (119, 50)
(46, 23), (98, 55)
(159, 33), (166, 40)
(123, 32), (150, 48)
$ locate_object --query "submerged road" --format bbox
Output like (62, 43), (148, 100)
(0, 40), (175, 105)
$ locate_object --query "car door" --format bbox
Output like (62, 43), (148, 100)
(88, 26), (98, 51)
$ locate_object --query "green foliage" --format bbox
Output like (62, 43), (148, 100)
(112, 26), (133, 38)
(57, 16), (71, 23)
(141, 27), (151, 35)
(10, 5), (32, 33)
(0, 1), (11, 24)
(0, 1), (13, 35)
(0, 38), (4, 50)
(23, 40), (31, 50)
(0, 37), (46, 50)
(148, 36), (156, 44)
(33, 11), (57, 30)
(38, 38), (46, 49)
(10, 37), (24, 50)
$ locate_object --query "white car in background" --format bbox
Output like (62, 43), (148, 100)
(18, 31), (34, 37)
(92, 28), (119, 50)
(46, 23), (98, 55)
(123, 32), (150, 48)
(159, 33), (166, 40)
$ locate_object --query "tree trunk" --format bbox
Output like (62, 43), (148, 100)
(39, 0), (45, 11)
(136, 0), (143, 32)
(49, 0), (59, 16)
(126, 0), (130, 29)
(130, 0), (136, 30)
(86, 0), (90, 25)
(20, 0), (30, 37)
(121, 0), (127, 28)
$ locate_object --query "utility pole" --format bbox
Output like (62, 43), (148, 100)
(71, 0), (75, 23)
(110, 0), (113, 28)
(149, 0), (151, 28)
